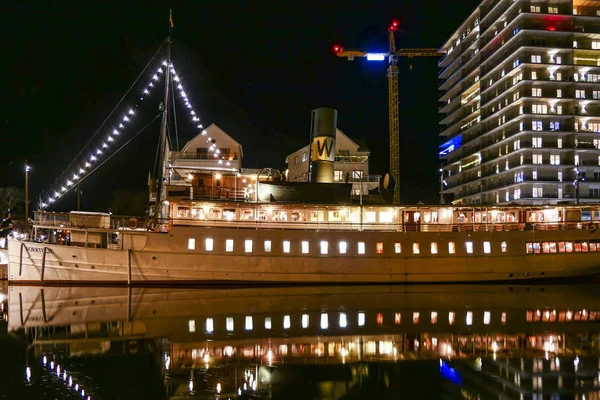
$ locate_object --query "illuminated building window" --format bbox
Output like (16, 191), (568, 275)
(226, 317), (234, 332)
(188, 238), (196, 250)
(320, 313), (329, 329)
(358, 242), (366, 254)
(188, 319), (196, 333)
(302, 241), (309, 254)
(283, 240), (291, 253)
(395, 312), (401, 324)
(376, 242), (383, 254)
(205, 238), (214, 251)
(245, 240), (253, 253)
(376, 313), (383, 325)
(484, 311), (491, 325)
(483, 241), (491, 254)
(358, 312), (366, 327)
(394, 243), (401, 253)
(302, 314), (309, 328)
(431, 311), (438, 324)
(466, 311), (473, 326)
(448, 242), (456, 254)
(264, 317), (272, 330)
(226, 239), (234, 252)
(413, 312), (420, 324)
(430, 242), (438, 254)
(501, 242), (507, 252)
(283, 315), (291, 329)
(320, 241), (328, 255)
(264, 240), (272, 252)
(339, 241), (347, 254)
(413, 243), (420, 254)
(339, 313), (347, 328)
(448, 312), (455, 325)
(379, 211), (393, 223)
(245, 316), (253, 331)
(465, 241), (474, 254)
(206, 318), (214, 333)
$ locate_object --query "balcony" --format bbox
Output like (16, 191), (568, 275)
(170, 151), (241, 171)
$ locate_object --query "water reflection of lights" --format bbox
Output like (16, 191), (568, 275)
(40, 355), (93, 400)
(216, 382), (221, 394)
(267, 349), (273, 365)
(188, 379), (193, 392)
(25, 367), (31, 382)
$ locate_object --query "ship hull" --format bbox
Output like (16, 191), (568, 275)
(7, 226), (600, 284)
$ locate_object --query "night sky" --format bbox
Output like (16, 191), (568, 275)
(2, 0), (480, 212)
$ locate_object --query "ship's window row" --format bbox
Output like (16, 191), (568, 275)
(526, 240), (600, 254)
(190, 238), (510, 255)
(526, 309), (598, 323)
(187, 310), (511, 333)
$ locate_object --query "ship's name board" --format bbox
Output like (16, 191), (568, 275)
(26, 247), (52, 254)
(311, 136), (335, 162)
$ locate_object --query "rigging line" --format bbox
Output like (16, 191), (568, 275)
(51, 38), (168, 189)
(152, 127), (161, 178)
(166, 124), (173, 154)
(46, 114), (162, 202)
(170, 72), (180, 151)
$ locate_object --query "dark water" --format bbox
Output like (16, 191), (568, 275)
(1, 282), (599, 399)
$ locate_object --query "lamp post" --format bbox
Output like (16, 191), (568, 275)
(25, 160), (31, 225)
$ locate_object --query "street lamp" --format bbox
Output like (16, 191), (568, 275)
(25, 160), (31, 225)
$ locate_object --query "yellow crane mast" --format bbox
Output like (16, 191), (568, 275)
(334, 20), (441, 204)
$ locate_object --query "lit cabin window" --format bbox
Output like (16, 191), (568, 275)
(501, 241), (507, 252)
(206, 318), (214, 333)
(358, 242), (366, 254)
(205, 238), (214, 251)
(413, 243), (420, 254)
(320, 241), (328, 255)
(358, 312), (366, 326)
(264, 317), (272, 330)
(413, 312), (420, 324)
(465, 241), (474, 254)
(394, 243), (401, 253)
(448, 312), (455, 325)
(431, 311), (438, 324)
(430, 242), (438, 254)
(501, 312), (507, 325)
(339, 312), (347, 328)
(484, 311), (491, 325)
(376, 242), (383, 254)
(339, 241), (347, 254)
(466, 311), (473, 326)
(379, 211), (393, 223)
(226, 239), (234, 252)
(188, 319), (196, 333)
(395, 312), (401, 324)
(365, 211), (376, 223)
(320, 313), (329, 329)
(245, 240), (253, 253)
(264, 240), (272, 252)
(448, 242), (456, 254)
(376, 313), (383, 325)
(226, 317), (234, 331)
(188, 238), (196, 250)
(301, 241), (310, 254)
(483, 241), (491, 254)
(283, 315), (291, 329)
(283, 241), (291, 253)
(245, 316), (253, 331)
(302, 314), (309, 328)
(565, 242), (573, 252)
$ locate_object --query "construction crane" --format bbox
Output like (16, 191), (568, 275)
(334, 20), (442, 204)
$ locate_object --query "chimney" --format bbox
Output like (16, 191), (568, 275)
(310, 107), (337, 183)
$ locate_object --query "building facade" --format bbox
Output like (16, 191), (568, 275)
(439, 0), (600, 205)
(285, 129), (378, 195)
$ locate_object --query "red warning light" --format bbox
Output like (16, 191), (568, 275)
(333, 44), (343, 54)
(390, 19), (400, 31)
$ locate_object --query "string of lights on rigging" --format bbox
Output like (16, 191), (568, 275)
(40, 57), (231, 209)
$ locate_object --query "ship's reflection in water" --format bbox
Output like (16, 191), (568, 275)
(1, 284), (600, 399)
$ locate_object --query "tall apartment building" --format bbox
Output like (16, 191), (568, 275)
(439, 0), (600, 205)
